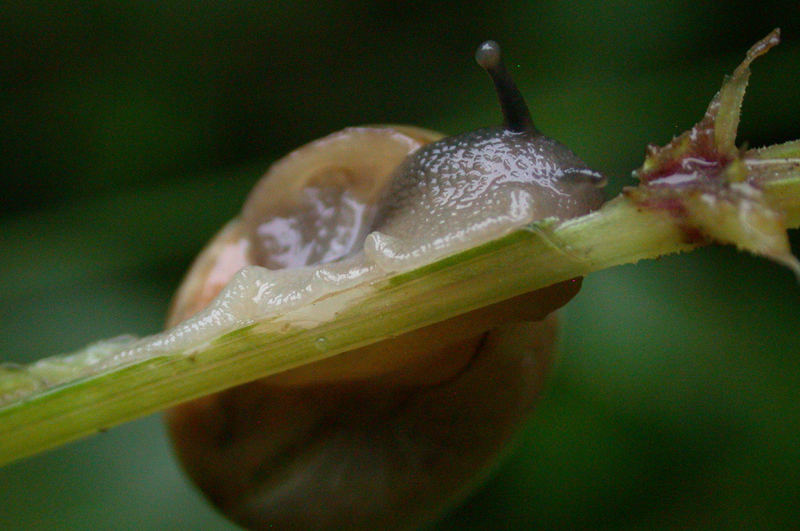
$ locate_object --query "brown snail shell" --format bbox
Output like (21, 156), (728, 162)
(165, 41), (604, 530)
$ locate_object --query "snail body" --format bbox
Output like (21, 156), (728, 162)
(166, 41), (604, 529)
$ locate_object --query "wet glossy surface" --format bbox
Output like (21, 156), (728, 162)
(241, 127), (435, 269)
(0, 124), (606, 393)
(366, 127), (605, 270)
(251, 187), (371, 269)
(157, 125), (605, 355)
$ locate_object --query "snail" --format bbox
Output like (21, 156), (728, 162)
(165, 41), (605, 530)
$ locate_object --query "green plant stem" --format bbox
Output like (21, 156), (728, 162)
(1, 183), (796, 467)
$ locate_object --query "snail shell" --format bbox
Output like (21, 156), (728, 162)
(166, 41), (604, 530)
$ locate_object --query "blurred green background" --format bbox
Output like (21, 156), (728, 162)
(1, 1), (799, 529)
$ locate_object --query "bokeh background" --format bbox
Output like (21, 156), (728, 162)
(1, 2), (799, 529)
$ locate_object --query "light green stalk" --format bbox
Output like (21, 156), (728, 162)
(0, 29), (798, 467)
(0, 190), (796, 467)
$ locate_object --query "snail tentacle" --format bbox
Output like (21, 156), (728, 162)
(475, 40), (537, 134)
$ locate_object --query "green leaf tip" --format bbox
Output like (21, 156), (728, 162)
(629, 28), (800, 276)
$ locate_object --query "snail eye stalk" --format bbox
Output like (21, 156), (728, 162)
(475, 40), (538, 135)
